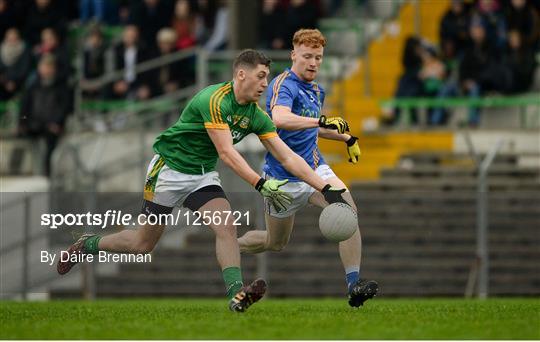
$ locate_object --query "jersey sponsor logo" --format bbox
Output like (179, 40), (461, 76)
(300, 106), (318, 118)
(239, 117), (250, 129)
(228, 115), (250, 129)
(231, 130), (245, 141)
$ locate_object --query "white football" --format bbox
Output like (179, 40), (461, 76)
(319, 203), (358, 242)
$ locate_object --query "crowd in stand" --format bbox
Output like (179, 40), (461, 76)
(388, 0), (540, 127)
(1, 0), (328, 104)
(0, 0), (327, 175)
(3, 0), (539, 175)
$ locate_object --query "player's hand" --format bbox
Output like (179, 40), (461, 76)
(255, 178), (292, 212)
(318, 115), (350, 134)
(321, 184), (347, 204)
(346, 136), (361, 164)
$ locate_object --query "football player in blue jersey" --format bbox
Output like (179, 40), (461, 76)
(238, 29), (378, 307)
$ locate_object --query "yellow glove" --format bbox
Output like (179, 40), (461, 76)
(346, 136), (361, 164)
(318, 115), (350, 134)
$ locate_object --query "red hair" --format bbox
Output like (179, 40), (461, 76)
(292, 29), (326, 48)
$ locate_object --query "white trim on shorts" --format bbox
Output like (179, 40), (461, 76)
(145, 154), (223, 208)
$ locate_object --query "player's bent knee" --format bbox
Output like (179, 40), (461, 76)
(210, 223), (237, 238)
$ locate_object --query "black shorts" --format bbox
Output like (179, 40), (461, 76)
(141, 185), (228, 215)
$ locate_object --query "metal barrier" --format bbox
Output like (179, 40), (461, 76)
(462, 134), (506, 299)
(476, 139), (505, 298)
(0, 192), (53, 300)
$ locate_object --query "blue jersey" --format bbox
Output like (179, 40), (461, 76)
(263, 69), (326, 182)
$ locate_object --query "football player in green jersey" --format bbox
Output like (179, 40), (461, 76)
(57, 50), (347, 312)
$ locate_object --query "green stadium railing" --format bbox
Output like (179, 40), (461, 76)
(80, 98), (178, 112)
(0, 98), (181, 114)
(0, 100), (17, 114)
(4, 94), (539, 129)
(380, 94), (540, 128)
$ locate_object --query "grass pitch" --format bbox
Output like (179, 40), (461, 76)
(1, 298), (539, 339)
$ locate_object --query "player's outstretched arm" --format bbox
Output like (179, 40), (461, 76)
(272, 106), (349, 134)
(206, 128), (292, 211)
(272, 105), (320, 130)
(207, 128), (261, 184)
(261, 136), (347, 204)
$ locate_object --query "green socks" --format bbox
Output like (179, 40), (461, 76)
(83, 235), (102, 255)
(223, 266), (243, 300)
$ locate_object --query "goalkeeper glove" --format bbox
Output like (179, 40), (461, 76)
(255, 178), (292, 213)
(318, 115), (350, 134)
(346, 136), (361, 164)
(321, 184), (347, 204)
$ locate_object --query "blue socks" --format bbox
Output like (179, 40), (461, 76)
(345, 266), (360, 293)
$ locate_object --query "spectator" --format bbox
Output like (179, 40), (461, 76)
(171, 0), (197, 50)
(284, 0), (319, 48)
(33, 27), (71, 83)
(532, 0), (540, 13)
(474, 0), (507, 51)
(83, 25), (106, 80)
(384, 36), (424, 125)
(258, 0), (287, 49)
(432, 38), (462, 126)
(459, 19), (506, 125)
(129, 0), (171, 49)
(504, 29), (537, 93)
(0, 28), (31, 100)
(81, 25), (107, 99)
(194, 0), (218, 43)
(419, 46), (446, 125)
(145, 28), (188, 97)
(440, 0), (471, 58)
(79, 0), (111, 24)
(109, 25), (150, 100)
(114, 0), (131, 25)
(24, 0), (66, 47)
(203, 0), (229, 51)
(18, 54), (72, 176)
(505, 0), (540, 49)
(0, 0), (17, 43)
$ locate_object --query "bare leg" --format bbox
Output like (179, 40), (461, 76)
(199, 197), (240, 269)
(238, 214), (295, 253)
(309, 177), (361, 271)
(98, 222), (166, 254)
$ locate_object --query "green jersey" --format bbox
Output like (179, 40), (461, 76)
(153, 81), (277, 175)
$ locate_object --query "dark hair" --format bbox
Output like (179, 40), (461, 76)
(233, 49), (272, 73)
